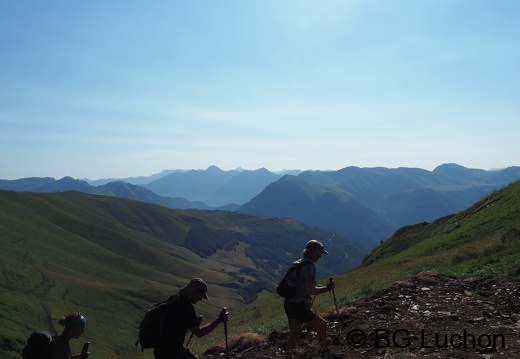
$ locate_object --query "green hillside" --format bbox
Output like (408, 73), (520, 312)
(362, 179), (520, 279)
(0, 190), (366, 359)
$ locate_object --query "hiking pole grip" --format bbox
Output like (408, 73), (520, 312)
(80, 342), (90, 359)
(222, 307), (229, 359)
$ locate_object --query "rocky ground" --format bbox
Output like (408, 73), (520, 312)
(204, 271), (520, 359)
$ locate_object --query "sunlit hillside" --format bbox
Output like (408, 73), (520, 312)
(0, 190), (366, 359)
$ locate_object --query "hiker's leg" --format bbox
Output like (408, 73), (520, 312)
(284, 300), (312, 358)
(153, 347), (168, 359)
(286, 318), (302, 358)
(307, 314), (328, 348)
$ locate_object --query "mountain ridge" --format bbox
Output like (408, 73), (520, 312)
(2, 163), (520, 248)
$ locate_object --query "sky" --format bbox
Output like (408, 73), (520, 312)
(1, 0), (519, 180)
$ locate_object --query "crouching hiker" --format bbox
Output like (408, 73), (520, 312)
(48, 312), (89, 359)
(284, 240), (335, 359)
(154, 278), (229, 359)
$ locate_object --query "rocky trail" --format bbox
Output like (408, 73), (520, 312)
(204, 271), (520, 359)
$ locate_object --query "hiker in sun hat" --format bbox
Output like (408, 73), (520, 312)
(283, 239), (334, 359)
(178, 278), (210, 301)
(153, 278), (229, 359)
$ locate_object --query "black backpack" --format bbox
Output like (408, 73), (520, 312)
(21, 330), (53, 359)
(277, 261), (310, 299)
(135, 299), (171, 352)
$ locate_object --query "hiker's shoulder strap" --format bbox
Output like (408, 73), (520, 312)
(294, 258), (313, 270)
(49, 335), (68, 350)
(296, 259), (314, 282)
(48, 335), (70, 359)
(159, 296), (179, 337)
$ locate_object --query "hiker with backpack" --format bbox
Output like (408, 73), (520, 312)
(152, 278), (229, 359)
(48, 311), (89, 359)
(282, 240), (335, 359)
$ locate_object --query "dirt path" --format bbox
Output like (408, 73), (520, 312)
(204, 271), (520, 359)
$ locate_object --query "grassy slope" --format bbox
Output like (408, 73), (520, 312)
(362, 179), (520, 279)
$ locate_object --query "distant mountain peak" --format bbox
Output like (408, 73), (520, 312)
(434, 163), (465, 170)
(206, 165), (224, 172)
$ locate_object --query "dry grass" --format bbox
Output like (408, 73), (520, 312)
(203, 332), (268, 355)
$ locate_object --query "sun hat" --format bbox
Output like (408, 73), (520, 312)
(180, 278), (209, 299)
(305, 239), (328, 254)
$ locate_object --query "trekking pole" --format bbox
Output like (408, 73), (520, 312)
(329, 277), (339, 315)
(80, 342), (90, 359)
(222, 307), (229, 359)
(186, 332), (194, 347)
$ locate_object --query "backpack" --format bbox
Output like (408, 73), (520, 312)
(277, 261), (310, 299)
(135, 300), (170, 352)
(21, 330), (53, 359)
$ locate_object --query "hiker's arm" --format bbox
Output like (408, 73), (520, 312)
(305, 277), (334, 295)
(190, 311), (228, 338)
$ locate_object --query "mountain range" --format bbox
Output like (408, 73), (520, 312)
(2, 163), (519, 248)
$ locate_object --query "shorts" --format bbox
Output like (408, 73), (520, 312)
(153, 346), (197, 359)
(284, 299), (316, 323)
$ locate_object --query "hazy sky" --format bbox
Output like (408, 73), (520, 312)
(1, 1), (519, 180)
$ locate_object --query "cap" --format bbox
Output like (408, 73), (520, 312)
(305, 239), (328, 254)
(180, 278), (209, 299)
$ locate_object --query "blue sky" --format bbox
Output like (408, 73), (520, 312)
(1, 0), (519, 180)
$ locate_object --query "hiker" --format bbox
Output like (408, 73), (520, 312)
(48, 311), (89, 359)
(153, 278), (229, 359)
(284, 240), (335, 358)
